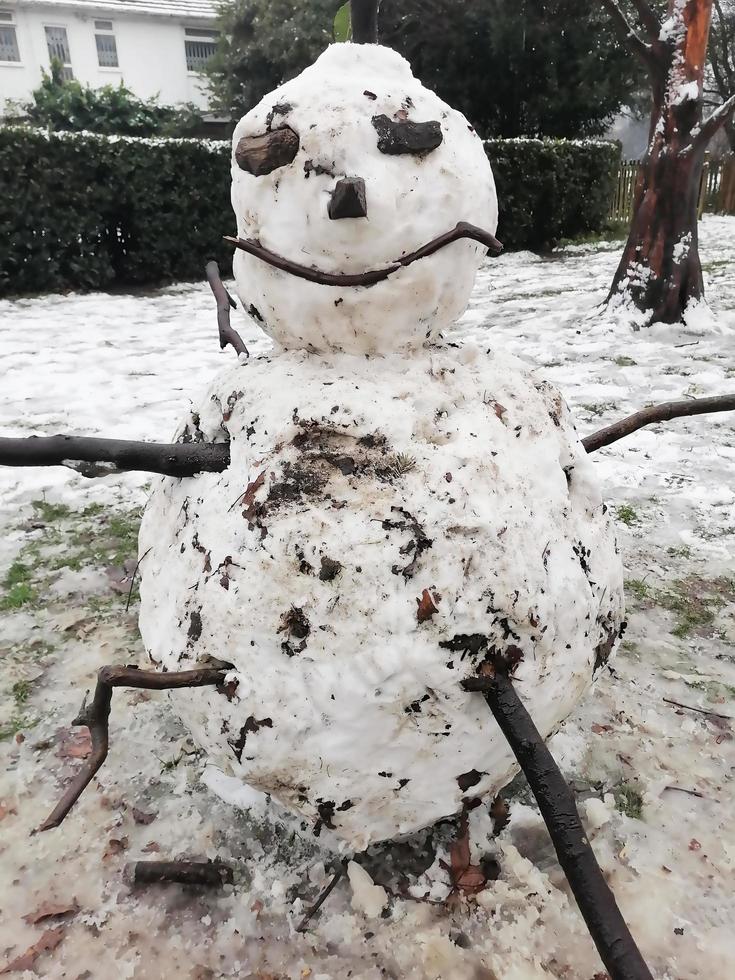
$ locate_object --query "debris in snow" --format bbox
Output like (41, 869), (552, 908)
(346, 861), (388, 918)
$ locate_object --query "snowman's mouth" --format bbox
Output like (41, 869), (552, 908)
(224, 221), (502, 288)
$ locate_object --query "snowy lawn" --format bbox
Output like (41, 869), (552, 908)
(1, 215), (734, 979)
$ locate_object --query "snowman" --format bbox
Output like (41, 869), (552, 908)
(138, 42), (624, 850)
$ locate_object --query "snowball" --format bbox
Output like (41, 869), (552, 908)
(138, 346), (624, 848)
(346, 861), (388, 918)
(230, 43), (497, 354)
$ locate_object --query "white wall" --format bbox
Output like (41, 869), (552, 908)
(0, 3), (214, 113)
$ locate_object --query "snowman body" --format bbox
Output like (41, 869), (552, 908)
(138, 45), (624, 849)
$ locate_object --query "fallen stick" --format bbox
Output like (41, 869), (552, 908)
(583, 394), (735, 453)
(0, 435), (230, 478)
(130, 860), (233, 888)
(224, 221), (503, 288)
(296, 863), (347, 933)
(462, 663), (652, 980)
(39, 665), (228, 832)
(662, 697), (732, 721)
(205, 261), (249, 358)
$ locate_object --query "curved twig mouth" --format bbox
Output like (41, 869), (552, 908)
(224, 221), (503, 288)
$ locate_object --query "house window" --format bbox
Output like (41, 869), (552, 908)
(184, 27), (218, 73)
(0, 10), (20, 63)
(94, 20), (118, 68)
(44, 25), (73, 80)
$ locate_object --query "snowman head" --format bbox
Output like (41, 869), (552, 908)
(230, 43), (498, 355)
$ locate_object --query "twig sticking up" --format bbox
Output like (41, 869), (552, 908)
(351, 0), (379, 44)
(0, 435), (230, 478)
(224, 221), (503, 289)
(582, 394), (735, 453)
(39, 665), (228, 832)
(296, 862), (347, 933)
(130, 860), (234, 888)
(205, 261), (249, 358)
(462, 664), (652, 980)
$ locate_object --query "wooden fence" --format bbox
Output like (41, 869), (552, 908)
(609, 154), (735, 223)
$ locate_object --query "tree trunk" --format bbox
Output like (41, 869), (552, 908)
(607, 0), (715, 325)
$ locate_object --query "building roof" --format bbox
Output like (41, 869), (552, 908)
(17, 0), (219, 22)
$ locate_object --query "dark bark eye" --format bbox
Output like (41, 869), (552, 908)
(235, 126), (300, 176)
(372, 115), (443, 156)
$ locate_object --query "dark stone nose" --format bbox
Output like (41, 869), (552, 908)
(328, 177), (368, 219)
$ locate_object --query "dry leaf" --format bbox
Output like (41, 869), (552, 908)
(56, 728), (92, 760)
(591, 723), (613, 734)
(416, 589), (439, 624)
(446, 813), (488, 896)
(142, 841), (160, 853)
(242, 470), (266, 521)
(0, 926), (66, 974)
(103, 836), (129, 860)
(132, 807), (156, 826)
(688, 838), (701, 851)
(22, 901), (79, 925)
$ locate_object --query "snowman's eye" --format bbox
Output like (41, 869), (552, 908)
(235, 126), (300, 176)
(371, 115), (443, 156)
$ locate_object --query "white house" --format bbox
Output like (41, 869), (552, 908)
(0, 0), (221, 113)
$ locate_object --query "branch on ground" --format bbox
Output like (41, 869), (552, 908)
(582, 394), (735, 453)
(296, 863), (347, 932)
(130, 860), (234, 888)
(599, 0), (656, 66)
(224, 222), (503, 289)
(205, 261), (249, 358)
(462, 660), (653, 980)
(38, 665), (229, 831)
(694, 91), (735, 148)
(0, 435), (230, 478)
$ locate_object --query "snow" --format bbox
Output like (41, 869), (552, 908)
(1, 215), (734, 978)
(231, 44), (497, 353)
(137, 345), (623, 847)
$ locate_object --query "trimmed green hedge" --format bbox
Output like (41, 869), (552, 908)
(486, 138), (621, 251)
(0, 128), (619, 296)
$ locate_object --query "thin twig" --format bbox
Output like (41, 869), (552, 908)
(663, 697), (732, 721)
(224, 221), (503, 289)
(0, 435), (230, 478)
(296, 863), (347, 933)
(205, 261), (249, 358)
(582, 394), (735, 453)
(39, 665), (228, 832)
(462, 663), (652, 980)
(130, 860), (234, 888)
(125, 547), (151, 613)
(599, 0), (656, 67)
(663, 786), (707, 800)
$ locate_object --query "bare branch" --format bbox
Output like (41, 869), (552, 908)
(462, 661), (653, 980)
(582, 394), (735, 453)
(351, 0), (380, 44)
(599, 0), (655, 65)
(39, 665), (229, 831)
(225, 221), (503, 288)
(629, 0), (661, 39)
(0, 435), (230, 478)
(205, 261), (249, 358)
(130, 860), (234, 888)
(694, 92), (735, 148)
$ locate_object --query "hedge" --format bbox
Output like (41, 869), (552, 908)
(0, 128), (619, 296)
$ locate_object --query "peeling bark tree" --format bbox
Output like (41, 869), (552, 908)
(601, 0), (735, 324)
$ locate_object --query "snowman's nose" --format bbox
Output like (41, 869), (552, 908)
(328, 177), (368, 220)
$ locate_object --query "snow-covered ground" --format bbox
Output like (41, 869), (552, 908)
(1, 216), (734, 979)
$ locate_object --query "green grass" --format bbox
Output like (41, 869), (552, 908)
(615, 504), (640, 527)
(580, 401), (618, 418)
(656, 577), (732, 639)
(614, 783), (644, 820)
(666, 545), (692, 559)
(613, 355), (637, 367)
(1, 561), (35, 610)
(11, 679), (33, 706)
(0, 714), (37, 742)
(625, 578), (650, 601)
(32, 499), (72, 522)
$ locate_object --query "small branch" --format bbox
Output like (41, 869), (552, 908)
(296, 863), (347, 932)
(130, 860), (234, 888)
(205, 261), (249, 358)
(0, 435), (230, 478)
(663, 697), (732, 721)
(125, 547), (151, 613)
(582, 394), (735, 453)
(224, 221), (502, 288)
(39, 665), (229, 831)
(599, 0), (655, 66)
(351, 0), (379, 44)
(462, 665), (652, 980)
(694, 92), (735, 148)
(629, 0), (661, 39)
